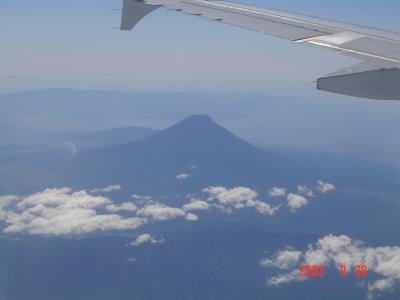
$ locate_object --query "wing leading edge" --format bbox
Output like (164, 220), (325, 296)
(120, 0), (400, 100)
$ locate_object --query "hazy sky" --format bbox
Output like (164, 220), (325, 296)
(2, 1), (400, 161)
(1, 0), (400, 95)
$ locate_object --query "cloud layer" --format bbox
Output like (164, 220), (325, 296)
(0, 180), (336, 236)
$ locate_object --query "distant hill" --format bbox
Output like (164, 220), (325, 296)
(0, 126), (157, 147)
(33, 126), (158, 146)
(0, 125), (157, 194)
(69, 115), (277, 195)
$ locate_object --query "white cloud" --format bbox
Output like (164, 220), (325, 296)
(267, 270), (304, 286)
(185, 213), (199, 221)
(106, 202), (137, 212)
(249, 200), (280, 216)
(4, 208), (144, 236)
(203, 186), (257, 208)
(0, 188), (145, 236)
(260, 249), (302, 270)
(317, 181), (336, 193)
(176, 173), (190, 180)
(91, 185), (121, 193)
(0, 195), (19, 207)
(203, 186), (279, 216)
(286, 193), (308, 212)
(130, 233), (165, 246)
(0, 195), (19, 221)
(368, 278), (394, 293)
(268, 187), (286, 197)
(137, 203), (186, 221)
(297, 185), (314, 197)
(214, 204), (233, 215)
(126, 257), (137, 263)
(131, 194), (153, 206)
(261, 234), (400, 299)
(182, 200), (210, 211)
(132, 194), (148, 200)
(16, 188), (111, 210)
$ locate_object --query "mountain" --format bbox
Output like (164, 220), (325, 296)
(69, 115), (277, 195)
(3, 114), (389, 201)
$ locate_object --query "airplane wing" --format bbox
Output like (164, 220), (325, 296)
(120, 0), (400, 100)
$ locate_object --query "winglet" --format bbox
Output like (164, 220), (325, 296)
(120, 0), (159, 31)
(317, 63), (400, 100)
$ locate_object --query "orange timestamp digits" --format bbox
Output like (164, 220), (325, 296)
(299, 264), (325, 278)
(299, 264), (368, 279)
(340, 264), (368, 278)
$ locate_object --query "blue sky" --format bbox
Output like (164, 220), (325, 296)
(1, 0), (400, 95)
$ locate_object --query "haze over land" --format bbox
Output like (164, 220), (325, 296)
(2, 89), (400, 162)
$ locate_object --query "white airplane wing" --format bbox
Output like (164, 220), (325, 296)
(120, 0), (400, 100)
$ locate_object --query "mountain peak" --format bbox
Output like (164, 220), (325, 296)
(181, 114), (214, 123)
(156, 114), (236, 143)
(173, 114), (218, 129)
